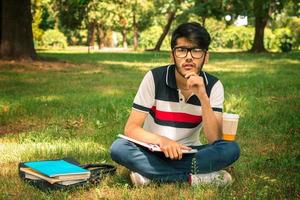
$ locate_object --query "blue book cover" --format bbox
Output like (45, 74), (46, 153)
(24, 160), (90, 177)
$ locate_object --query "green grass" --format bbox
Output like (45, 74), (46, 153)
(0, 50), (299, 199)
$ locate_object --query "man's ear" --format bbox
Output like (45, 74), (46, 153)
(205, 51), (209, 64)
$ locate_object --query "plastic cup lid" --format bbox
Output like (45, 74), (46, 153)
(223, 113), (239, 119)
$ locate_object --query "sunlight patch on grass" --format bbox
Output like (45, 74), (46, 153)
(0, 141), (106, 164)
(81, 68), (105, 75)
(96, 86), (124, 97)
(0, 101), (24, 119)
(271, 59), (299, 65)
(224, 94), (248, 116)
(35, 95), (63, 102)
(207, 62), (259, 73)
(97, 61), (168, 71)
(0, 101), (11, 114)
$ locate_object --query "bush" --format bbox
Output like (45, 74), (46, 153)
(264, 28), (276, 50)
(41, 29), (67, 48)
(208, 25), (254, 50)
(63, 29), (87, 46)
(205, 18), (226, 50)
(223, 26), (254, 49)
(205, 19), (254, 50)
(139, 25), (171, 50)
(274, 28), (293, 52)
(288, 17), (300, 50)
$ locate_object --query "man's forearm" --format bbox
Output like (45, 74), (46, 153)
(198, 94), (222, 143)
(124, 124), (163, 145)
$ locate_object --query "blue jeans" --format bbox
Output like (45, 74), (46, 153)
(110, 138), (240, 183)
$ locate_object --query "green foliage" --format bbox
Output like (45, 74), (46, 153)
(56, 0), (90, 29)
(207, 22), (254, 50)
(38, 1), (56, 30)
(31, 0), (45, 43)
(41, 29), (67, 48)
(274, 28), (293, 52)
(270, 9), (300, 50)
(32, 7), (44, 43)
(29, 0), (299, 52)
(139, 25), (171, 50)
(204, 17), (297, 52)
(189, 0), (224, 20)
(264, 28), (277, 50)
(289, 17), (300, 49)
(132, 0), (155, 32)
(153, 0), (183, 14)
(63, 29), (87, 46)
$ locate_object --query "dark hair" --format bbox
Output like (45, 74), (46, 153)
(171, 22), (211, 50)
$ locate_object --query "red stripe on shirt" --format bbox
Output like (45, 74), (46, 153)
(150, 106), (202, 123)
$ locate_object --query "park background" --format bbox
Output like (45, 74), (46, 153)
(0, 0), (299, 199)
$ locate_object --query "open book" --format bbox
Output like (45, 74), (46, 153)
(118, 134), (198, 154)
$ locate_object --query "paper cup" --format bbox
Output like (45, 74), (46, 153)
(222, 113), (239, 141)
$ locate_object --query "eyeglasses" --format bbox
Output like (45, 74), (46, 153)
(173, 47), (206, 59)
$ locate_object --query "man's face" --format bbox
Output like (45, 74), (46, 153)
(172, 37), (208, 77)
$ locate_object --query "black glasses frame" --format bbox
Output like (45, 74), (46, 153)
(173, 47), (206, 59)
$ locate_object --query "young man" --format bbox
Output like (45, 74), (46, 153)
(110, 22), (240, 186)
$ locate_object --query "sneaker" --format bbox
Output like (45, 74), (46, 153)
(189, 170), (232, 187)
(130, 171), (150, 186)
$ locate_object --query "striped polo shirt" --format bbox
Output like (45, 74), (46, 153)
(132, 64), (224, 146)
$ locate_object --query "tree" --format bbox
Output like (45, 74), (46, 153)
(249, 0), (274, 52)
(249, 0), (295, 52)
(189, 0), (224, 27)
(110, 1), (133, 49)
(224, 0), (294, 53)
(131, 0), (154, 50)
(0, 0), (36, 60)
(85, 0), (115, 49)
(55, 0), (90, 30)
(150, 0), (187, 51)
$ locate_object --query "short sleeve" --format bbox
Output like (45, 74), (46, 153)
(209, 80), (224, 112)
(132, 71), (155, 113)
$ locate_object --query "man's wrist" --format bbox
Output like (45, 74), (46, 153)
(196, 90), (208, 102)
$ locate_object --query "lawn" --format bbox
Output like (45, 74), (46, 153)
(0, 50), (299, 200)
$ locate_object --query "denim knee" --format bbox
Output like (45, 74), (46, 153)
(110, 138), (129, 163)
(225, 141), (240, 163)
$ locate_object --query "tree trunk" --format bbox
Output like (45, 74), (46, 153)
(96, 24), (105, 49)
(249, 17), (268, 53)
(0, 0), (36, 60)
(87, 21), (95, 52)
(133, 12), (138, 51)
(201, 16), (206, 27)
(249, 0), (271, 53)
(122, 29), (127, 49)
(153, 11), (176, 51)
(0, 1), (2, 48)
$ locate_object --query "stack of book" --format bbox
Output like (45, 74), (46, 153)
(20, 160), (91, 186)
